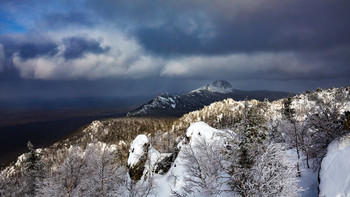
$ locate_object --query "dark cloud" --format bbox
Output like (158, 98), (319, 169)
(83, 0), (349, 56)
(3, 0), (350, 56)
(41, 11), (95, 29)
(18, 42), (58, 60)
(130, 0), (350, 56)
(0, 35), (111, 61)
(135, 25), (202, 56)
(0, 0), (350, 99)
(62, 36), (110, 59)
(0, 33), (58, 60)
(85, 0), (173, 26)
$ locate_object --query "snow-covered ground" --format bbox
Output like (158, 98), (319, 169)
(285, 133), (350, 197)
(319, 134), (350, 197)
(286, 149), (319, 197)
(298, 165), (319, 197)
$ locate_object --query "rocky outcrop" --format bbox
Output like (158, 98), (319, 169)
(127, 135), (150, 181)
(154, 149), (179, 174)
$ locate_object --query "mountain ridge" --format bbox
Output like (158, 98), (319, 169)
(127, 80), (290, 117)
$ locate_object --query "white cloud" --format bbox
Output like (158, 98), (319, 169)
(0, 43), (5, 71)
(12, 29), (163, 80)
(11, 30), (327, 81)
(9, 27), (336, 81)
(13, 52), (162, 80)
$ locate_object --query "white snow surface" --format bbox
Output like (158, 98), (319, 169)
(286, 149), (319, 197)
(319, 133), (350, 197)
(184, 121), (225, 146)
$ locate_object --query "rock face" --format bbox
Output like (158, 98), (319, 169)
(127, 80), (289, 117)
(127, 134), (169, 181)
(319, 133), (350, 196)
(344, 111), (350, 130)
(127, 135), (150, 181)
(154, 150), (178, 174)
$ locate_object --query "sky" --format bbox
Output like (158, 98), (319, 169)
(0, 0), (350, 100)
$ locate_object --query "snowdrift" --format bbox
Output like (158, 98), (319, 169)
(319, 133), (350, 196)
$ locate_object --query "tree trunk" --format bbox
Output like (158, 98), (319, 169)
(294, 123), (301, 177)
(101, 179), (104, 196)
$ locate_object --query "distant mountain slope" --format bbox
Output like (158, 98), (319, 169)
(126, 80), (290, 117)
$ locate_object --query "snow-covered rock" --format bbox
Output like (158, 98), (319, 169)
(128, 135), (150, 167)
(127, 134), (167, 182)
(319, 133), (350, 196)
(128, 135), (152, 181)
(180, 121), (226, 148)
(154, 122), (231, 196)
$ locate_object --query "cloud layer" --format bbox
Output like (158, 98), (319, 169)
(0, 0), (349, 97)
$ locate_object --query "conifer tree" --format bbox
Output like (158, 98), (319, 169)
(21, 141), (44, 196)
(229, 100), (269, 195)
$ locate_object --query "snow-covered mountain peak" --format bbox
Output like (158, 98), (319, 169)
(192, 80), (233, 93)
(127, 80), (288, 117)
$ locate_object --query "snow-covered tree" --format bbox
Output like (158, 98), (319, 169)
(235, 99), (269, 169)
(278, 120), (304, 175)
(18, 142), (45, 196)
(82, 143), (128, 196)
(278, 95), (309, 174)
(304, 89), (350, 167)
(0, 142), (45, 197)
(38, 146), (91, 197)
(37, 143), (129, 197)
(222, 100), (301, 196)
(239, 143), (300, 196)
(22, 142), (41, 196)
(177, 137), (228, 196)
